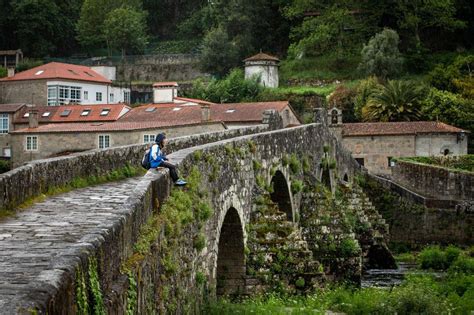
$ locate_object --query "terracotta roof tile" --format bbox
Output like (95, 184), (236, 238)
(342, 121), (468, 137)
(211, 101), (297, 123)
(11, 120), (218, 134)
(0, 103), (29, 113)
(13, 104), (129, 124)
(244, 52), (279, 62)
(0, 62), (111, 84)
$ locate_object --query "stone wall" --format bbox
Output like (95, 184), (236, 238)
(92, 54), (207, 83)
(0, 80), (46, 105)
(392, 160), (474, 201)
(360, 174), (474, 247)
(342, 135), (416, 175)
(0, 125), (268, 211)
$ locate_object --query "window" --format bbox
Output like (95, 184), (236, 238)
(81, 109), (91, 116)
(0, 114), (8, 134)
(124, 91), (130, 103)
(60, 109), (71, 117)
(143, 134), (155, 143)
(42, 112), (50, 117)
(47, 86), (58, 106)
(388, 157), (395, 167)
(225, 109), (235, 113)
(48, 85), (81, 105)
(84, 91), (88, 100)
(355, 158), (364, 166)
(145, 107), (156, 112)
(35, 70), (44, 76)
(100, 109), (110, 116)
(110, 93), (114, 103)
(23, 113), (29, 118)
(96, 92), (102, 102)
(26, 136), (38, 151)
(98, 135), (110, 149)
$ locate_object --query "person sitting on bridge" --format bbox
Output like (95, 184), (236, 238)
(150, 133), (187, 186)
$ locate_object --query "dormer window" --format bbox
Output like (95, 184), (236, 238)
(68, 69), (79, 75)
(81, 109), (91, 116)
(60, 109), (71, 117)
(100, 109), (110, 116)
(35, 70), (44, 76)
(42, 112), (50, 117)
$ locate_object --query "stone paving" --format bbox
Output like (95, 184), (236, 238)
(0, 178), (141, 314)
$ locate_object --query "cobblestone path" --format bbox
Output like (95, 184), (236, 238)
(0, 178), (141, 313)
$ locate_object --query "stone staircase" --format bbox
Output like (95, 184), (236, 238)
(245, 194), (325, 294)
(300, 181), (396, 283)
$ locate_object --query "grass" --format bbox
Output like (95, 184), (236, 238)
(275, 80), (361, 98)
(399, 155), (474, 173)
(279, 54), (362, 82)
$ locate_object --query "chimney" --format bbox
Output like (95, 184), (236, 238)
(153, 82), (178, 103)
(28, 108), (39, 128)
(7, 67), (15, 78)
(201, 104), (211, 122)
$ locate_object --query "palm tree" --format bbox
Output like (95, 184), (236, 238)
(362, 80), (426, 122)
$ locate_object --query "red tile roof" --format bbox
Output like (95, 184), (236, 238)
(120, 103), (205, 124)
(0, 103), (29, 113)
(244, 52), (279, 62)
(0, 62), (111, 84)
(174, 97), (215, 106)
(342, 121), (468, 137)
(11, 120), (221, 134)
(120, 101), (299, 125)
(13, 104), (129, 124)
(211, 101), (298, 123)
(153, 82), (178, 87)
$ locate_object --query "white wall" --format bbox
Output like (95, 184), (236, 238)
(91, 66), (116, 81)
(153, 88), (176, 103)
(47, 80), (130, 105)
(245, 61), (279, 88)
(415, 134), (468, 156)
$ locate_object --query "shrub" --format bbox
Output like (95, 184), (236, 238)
(427, 55), (474, 98)
(353, 76), (382, 120)
(358, 28), (403, 79)
(194, 233), (206, 252)
(291, 180), (304, 194)
(288, 154), (301, 174)
(327, 85), (358, 122)
(16, 58), (43, 72)
(200, 27), (239, 77)
(419, 246), (447, 270)
(340, 238), (361, 257)
(0, 160), (10, 174)
(420, 88), (473, 135)
(449, 255), (474, 274)
(0, 67), (7, 78)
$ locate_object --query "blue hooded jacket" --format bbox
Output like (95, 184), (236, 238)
(149, 133), (167, 168)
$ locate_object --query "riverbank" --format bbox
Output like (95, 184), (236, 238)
(205, 246), (474, 314)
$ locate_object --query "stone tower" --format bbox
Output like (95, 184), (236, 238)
(244, 52), (279, 88)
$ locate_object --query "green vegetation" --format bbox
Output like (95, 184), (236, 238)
(0, 160), (10, 174)
(206, 271), (474, 314)
(399, 155), (474, 173)
(0, 67), (7, 78)
(75, 257), (106, 315)
(126, 272), (138, 315)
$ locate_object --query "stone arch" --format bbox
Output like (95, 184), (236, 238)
(270, 170), (294, 221)
(343, 173), (349, 182)
(216, 207), (245, 296)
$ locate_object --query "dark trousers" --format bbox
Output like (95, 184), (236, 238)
(160, 161), (178, 182)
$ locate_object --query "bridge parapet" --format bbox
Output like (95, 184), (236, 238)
(0, 125), (268, 212)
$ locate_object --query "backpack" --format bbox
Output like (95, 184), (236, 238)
(141, 148), (151, 170)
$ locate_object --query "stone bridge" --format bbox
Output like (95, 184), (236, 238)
(0, 115), (389, 314)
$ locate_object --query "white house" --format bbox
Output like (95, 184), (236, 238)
(244, 52), (280, 88)
(0, 62), (130, 106)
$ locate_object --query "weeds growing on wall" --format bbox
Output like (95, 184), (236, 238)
(121, 166), (214, 312)
(75, 257), (106, 315)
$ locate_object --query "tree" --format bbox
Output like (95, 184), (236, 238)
(200, 27), (239, 77)
(358, 29), (403, 79)
(77, 0), (143, 52)
(362, 80), (426, 122)
(104, 7), (148, 57)
(396, 0), (466, 48)
(12, 0), (63, 57)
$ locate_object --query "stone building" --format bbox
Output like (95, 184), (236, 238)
(244, 52), (279, 88)
(335, 120), (469, 175)
(0, 62), (130, 106)
(0, 103), (29, 159)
